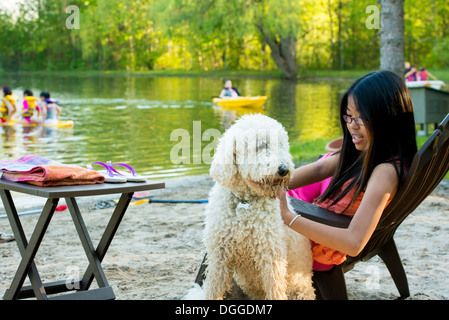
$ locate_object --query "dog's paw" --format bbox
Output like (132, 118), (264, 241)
(183, 283), (206, 300)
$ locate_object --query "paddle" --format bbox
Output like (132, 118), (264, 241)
(131, 199), (208, 205)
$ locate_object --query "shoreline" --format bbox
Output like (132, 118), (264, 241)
(0, 69), (375, 81)
(3, 69), (449, 84)
(1, 175), (448, 300)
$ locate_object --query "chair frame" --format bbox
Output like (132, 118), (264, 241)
(194, 113), (449, 300)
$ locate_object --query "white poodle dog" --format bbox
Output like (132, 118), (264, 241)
(193, 113), (315, 300)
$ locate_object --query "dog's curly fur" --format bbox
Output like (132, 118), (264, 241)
(200, 114), (315, 300)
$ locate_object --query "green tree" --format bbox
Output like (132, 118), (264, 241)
(157, 0), (302, 78)
(1, 0), (448, 74)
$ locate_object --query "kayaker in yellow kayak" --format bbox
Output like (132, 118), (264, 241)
(219, 80), (239, 98)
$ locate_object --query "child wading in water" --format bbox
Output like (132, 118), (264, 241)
(20, 89), (42, 125)
(1, 85), (17, 125)
(278, 70), (417, 271)
(40, 91), (61, 125)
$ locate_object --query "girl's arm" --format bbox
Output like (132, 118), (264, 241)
(280, 162), (398, 257)
(41, 102), (48, 120)
(56, 105), (61, 118)
(404, 67), (416, 79)
(288, 153), (339, 190)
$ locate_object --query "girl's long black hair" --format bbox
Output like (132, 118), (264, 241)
(316, 70), (417, 211)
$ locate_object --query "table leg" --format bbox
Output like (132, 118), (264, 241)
(77, 192), (133, 290)
(1, 190), (58, 300)
(65, 197), (110, 289)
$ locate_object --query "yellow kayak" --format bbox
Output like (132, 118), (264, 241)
(213, 96), (268, 108)
(5, 120), (74, 128)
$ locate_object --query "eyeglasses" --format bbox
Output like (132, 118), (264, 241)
(343, 114), (365, 126)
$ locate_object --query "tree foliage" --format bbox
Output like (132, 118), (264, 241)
(0, 0), (448, 75)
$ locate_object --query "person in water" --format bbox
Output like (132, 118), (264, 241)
(278, 70), (417, 271)
(219, 80), (239, 98)
(1, 85), (17, 125)
(20, 89), (42, 125)
(40, 91), (61, 125)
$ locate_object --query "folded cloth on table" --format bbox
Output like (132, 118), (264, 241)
(0, 155), (105, 186)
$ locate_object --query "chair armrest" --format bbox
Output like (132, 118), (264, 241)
(288, 196), (351, 229)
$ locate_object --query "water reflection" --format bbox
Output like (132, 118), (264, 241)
(0, 74), (351, 179)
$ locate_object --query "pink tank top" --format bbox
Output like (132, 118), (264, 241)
(310, 181), (363, 265)
(312, 180), (391, 265)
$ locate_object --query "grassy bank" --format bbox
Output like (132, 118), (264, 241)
(290, 137), (337, 165)
(290, 134), (449, 180)
(298, 69), (449, 83)
(291, 135), (436, 164)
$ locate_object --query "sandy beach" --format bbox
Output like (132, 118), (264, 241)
(1, 175), (448, 300)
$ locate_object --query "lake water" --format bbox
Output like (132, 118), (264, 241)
(0, 73), (351, 180)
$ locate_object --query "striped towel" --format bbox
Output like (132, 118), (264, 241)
(0, 155), (105, 186)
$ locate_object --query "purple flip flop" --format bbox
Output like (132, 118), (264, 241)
(107, 161), (146, 182)
(87, 162), (127, 183)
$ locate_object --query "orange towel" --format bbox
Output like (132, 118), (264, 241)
(2, 165), (105, 186)
(0, 156), (105, 186)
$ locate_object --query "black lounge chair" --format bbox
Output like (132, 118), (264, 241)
(292, 112), (449, 299)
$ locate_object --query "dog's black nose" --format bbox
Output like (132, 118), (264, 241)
(278, 164), (289, 177)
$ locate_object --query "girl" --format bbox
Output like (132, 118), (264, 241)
(20, 89), (42, 125)
(278, 70), (417, 271)
(219, 80), (239, 98)
(40, 91), (61, 125)
(1, 85), (17, 125)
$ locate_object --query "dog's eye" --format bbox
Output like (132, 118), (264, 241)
(257, 142), (267, 151)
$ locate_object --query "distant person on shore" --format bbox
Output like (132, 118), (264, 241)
(40, 91), (61, 125)
(404, 61), (417, 81)
(418, 68), (439, 81)
(219, 80), (239, 98)
(20, 89), (42, 125)
(1, 85), (17, 125)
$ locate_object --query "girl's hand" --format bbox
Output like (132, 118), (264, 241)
(277, 187), (295, 225)
(277, 186), (287, 203)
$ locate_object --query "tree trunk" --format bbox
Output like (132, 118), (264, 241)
(378, 0), (405, 76)
(327, 0), (335, 68)
(337, 0), (343, 70)
(256, 24), (298, 79)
